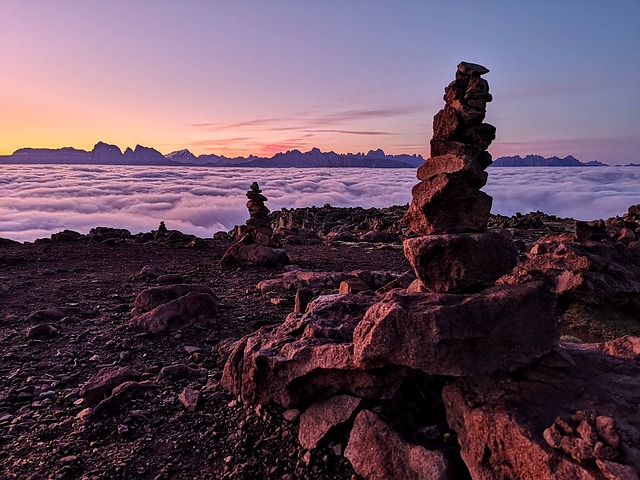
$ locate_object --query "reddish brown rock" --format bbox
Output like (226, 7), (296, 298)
(500, 233), (640, 310)
(221, 294), (408, 406)
(133, 284), (217, 313)
(457, 61), (490, 76)
(403, 230), (517, 293)
(80, 366), (141, 406)
(158, 364), (202, 380)
(353, 283), (557, 376)
(600, 336), (640, 361)
(89, 381), (158, 418)
(416, 154), (487, 187)
(403, 174), (492, 235)
(459, 123), (496, 150)
(596, 460), (639, 480)
(429, 140), (492, 168)
(298, 395), (361, 450)
(443, 341), (640, 479)
(339, 278), (370, 294)
(432, 106), (460, 141)
(221, 242), (289, 266)
(178, 387), (200, 411)
(129, 291), (218, 334)
(25, 323), (60, 339)
(344, 410), (451, 480)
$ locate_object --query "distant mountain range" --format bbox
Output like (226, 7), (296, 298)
(0, 143), (613, 168)
(0, 143), (423, 168)
(490, 155), (608, 167)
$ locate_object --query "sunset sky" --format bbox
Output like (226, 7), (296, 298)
(1, 1), (639, 163)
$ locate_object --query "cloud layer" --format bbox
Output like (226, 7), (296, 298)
(1, 165), (639, 242)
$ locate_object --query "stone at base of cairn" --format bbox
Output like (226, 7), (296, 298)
(403, 230), (517, 293)
(221, 243), (289, 266)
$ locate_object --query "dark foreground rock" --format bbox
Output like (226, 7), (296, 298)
(444, 340), (640, 479)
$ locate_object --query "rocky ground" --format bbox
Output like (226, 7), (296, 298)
(0, 228), (410, 480)
(0, 206), (638, 480)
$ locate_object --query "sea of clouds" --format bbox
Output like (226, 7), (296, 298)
(0, 165), (639, 242)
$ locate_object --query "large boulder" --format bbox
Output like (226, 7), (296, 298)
(353, 282), (558, 376)
(403, 174), (492, 235)
(344, 410), (452, 480)
(443, 340), (640, 479)
(403, 230), (517, 293)
(221, 294), (409, 407)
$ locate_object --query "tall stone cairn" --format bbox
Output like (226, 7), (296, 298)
(403, 62), (517, 292)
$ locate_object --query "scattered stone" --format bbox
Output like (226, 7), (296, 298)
(282, 409), (301, 422)
(156, 274), (184, 284)
(132, 284), (216, 313)
(27, 306), (78, 323)
(80, 366), (141, 406)
(178, 387), (200, 411)
(596, 459), (639, 480)
(90, 381), (158, 417)
(51, 230), (82, 242)
(25, 324), (59, 339)
(129, 285), (218, 334)
(339, 278), (370, 294)
(158, 364), (201, 380)
(294, 288), (314, 314)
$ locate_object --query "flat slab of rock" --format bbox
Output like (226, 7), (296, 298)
(298, 395), (361, 450)
(353, 282), (558, 376)
(403, 230), (517, 293)
(344, 410), (451, 480)
(443, 340), (640, 479)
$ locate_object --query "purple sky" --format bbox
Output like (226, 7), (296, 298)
(1, 1), (639, 163)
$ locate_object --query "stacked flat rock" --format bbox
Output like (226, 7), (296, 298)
(403, 62), (516, 293)
(221, 182), (289, 265)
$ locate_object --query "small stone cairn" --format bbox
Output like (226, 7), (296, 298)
(221, 182), (289, 265)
